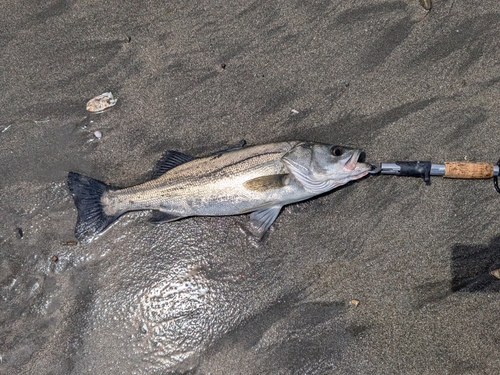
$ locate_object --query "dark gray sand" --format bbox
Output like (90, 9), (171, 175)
(2, 1), (500, 374)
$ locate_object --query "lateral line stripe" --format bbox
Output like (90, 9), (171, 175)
(197, 151), (284, 179)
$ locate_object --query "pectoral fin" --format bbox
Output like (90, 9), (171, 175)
(248, 205), (282, 238)
(243, 174), (289, 192)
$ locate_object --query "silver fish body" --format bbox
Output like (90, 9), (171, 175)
(68, 141), (370, 242)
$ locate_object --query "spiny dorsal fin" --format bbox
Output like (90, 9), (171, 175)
(243, 174), (289, 192)
(151, 150), (194, 179)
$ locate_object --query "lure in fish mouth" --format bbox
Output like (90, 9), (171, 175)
(67, 141), (371, 242)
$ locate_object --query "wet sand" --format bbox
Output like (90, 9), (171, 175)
(1, 1), (500, 373)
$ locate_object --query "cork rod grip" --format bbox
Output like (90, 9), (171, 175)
(444, 162), (495, 179)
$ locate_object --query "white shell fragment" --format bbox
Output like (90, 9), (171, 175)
(94, 130), (102, 139)
(490, 269), (500, 279)
(86, 92), (117, 113)
(349, 299), (360, 307)
(419, 0), (432, 11)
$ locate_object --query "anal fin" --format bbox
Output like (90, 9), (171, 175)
(248, 205), (282, 238)
(149, 210), (183, 223)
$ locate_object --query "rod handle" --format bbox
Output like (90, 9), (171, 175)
(444, 162), (495, 179)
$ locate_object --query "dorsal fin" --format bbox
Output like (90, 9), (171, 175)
(151, 150), (194, 179)
(209, 139), (247, 156)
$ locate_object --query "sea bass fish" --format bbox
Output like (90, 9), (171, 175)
(68, 141), (370, 242)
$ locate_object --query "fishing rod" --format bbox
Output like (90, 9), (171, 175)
(367, 159), (500, 193)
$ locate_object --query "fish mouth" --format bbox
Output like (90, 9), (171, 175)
(342, 150), (362, 171)
(341, 150), (372, 178)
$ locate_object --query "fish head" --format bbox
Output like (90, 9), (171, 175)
(282, 142), (371, 194)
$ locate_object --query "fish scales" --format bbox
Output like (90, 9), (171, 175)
(105, 142), (297, 217)
(68, 141), (370, 242)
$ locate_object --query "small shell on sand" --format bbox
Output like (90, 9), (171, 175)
(86, 92), (117, 113)
(419, 0), (432, 11)
(490, 269), (500, 279)
(94, 130), (102, 139)
(349, 299), (360, 307)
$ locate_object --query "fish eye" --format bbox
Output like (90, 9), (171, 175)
(331, 146), (343, 156)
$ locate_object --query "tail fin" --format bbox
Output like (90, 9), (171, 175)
(67, 172), (120, 242)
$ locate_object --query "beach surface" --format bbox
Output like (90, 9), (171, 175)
(1, 1), (500, 373)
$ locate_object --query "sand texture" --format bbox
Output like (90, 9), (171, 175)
(1, 1), (500, 374)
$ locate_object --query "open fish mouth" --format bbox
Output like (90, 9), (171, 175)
(342, 150), (361, 171)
